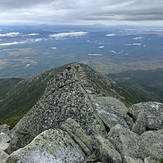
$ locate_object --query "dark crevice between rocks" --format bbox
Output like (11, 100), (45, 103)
(107, 137), (123, 160)
(87, 159), (102, 163)
(66, 66), (71, 71)
(58, 80), (78, 89)
(100, 157), (117, 163)
(145, 126), (158, 131)
(86, 145), (102, 163)
(103, 123), (110, 133)
(100, 119), (110, 134)
(60, 127), (93, 158)
(127, 112), (136, 123)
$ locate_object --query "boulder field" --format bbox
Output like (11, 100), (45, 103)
(0, 63), (162, 163)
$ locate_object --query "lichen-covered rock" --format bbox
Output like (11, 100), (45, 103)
(129, 102), (163, 134)
(61, 118), (94, 156)
(0, 124), (10, 143)
(144, 157), (158, 163)
(140, 130), (163, 159)
(61, 118), (123, 162)
(93, 97), (128, 118)
(7, 129), (85, 163)
(108, 124), (140, 159)
(123, 156), (143, 163)
(93, 97), (132, 130)
(0, 142), (10, 151)
(0, 124), (10, 133)
(108, 124), (163, 160)
(0, 124), (10, 163)
(131, 111), (147, 135)
(0, 151), (9, 163)
(95, 135), (122, 163)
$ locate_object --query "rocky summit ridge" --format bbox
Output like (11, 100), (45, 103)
(0, 63), (162, 163)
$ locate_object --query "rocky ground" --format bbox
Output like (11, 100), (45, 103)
(0, 63), (162, 163)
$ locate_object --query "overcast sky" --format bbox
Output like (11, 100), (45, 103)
(0, 0), (163, 25)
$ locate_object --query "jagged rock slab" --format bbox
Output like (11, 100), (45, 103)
(7, 129), (85, 163)
(0, 124), (10, 163)
(61, 118), (123, 162)
(93, 97), (133, 130)
(0, 142), (10, 151)
(123, 156), (143, 163)
(61, 118), (94, 157)
(140, 129), (163, 159)
(95, 135), (122, 163)
(0, 124), (10, 143)
(144, 157), (159, 163)
(0, 151), (9, 163)
(108, 124), (140, 159)
(108, 124), (162, 161)
(129, 102), (163, 134)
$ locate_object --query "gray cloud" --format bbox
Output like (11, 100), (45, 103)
(0, 0), (163, 25)
(0, 0), (54, 9)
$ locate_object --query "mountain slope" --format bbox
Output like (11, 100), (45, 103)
(0, 63), (122, 128)
(7, 62), (125, 152)
(1, 63), (162, 128)
(108, 69), (163, 104)
(3, 63), (163, 163)
(0, 78), (22, 101)
(0, 66), (66, 127)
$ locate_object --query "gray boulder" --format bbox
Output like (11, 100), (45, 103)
(108, 124), (140, 159)
(7, 129), (85, 163)
(123, 156), (143, 163)
(61, 118), (94, 157)
(144, 157), (159, 163)
(93, 97), (132, 130)
(140, 129), (163, 159)
(0, 124), (10, 163)
(0, 124), (10, 143)
(129, 102), (163, 134)
(108, 124), (162, 161)
(62, 118), (123, 163)
(0, 142), (10, 151)
(0, 151), (9, 163)
(95, 135), (122, 163)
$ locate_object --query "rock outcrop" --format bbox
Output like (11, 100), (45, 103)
(129, 102), (163, 134)
(3, 63), (163, 163)
(7, 129), (85, 163)
(108, 124), (163, 160)
(0, 124), (10, 163)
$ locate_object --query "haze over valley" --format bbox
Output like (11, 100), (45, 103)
(0, 25), (163, 78)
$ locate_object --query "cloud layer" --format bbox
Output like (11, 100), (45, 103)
(0, 32), (20, 37)
(0, 38), (45, 46)
(0, 0), (163, 25)
(49, 32), (88, 39)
